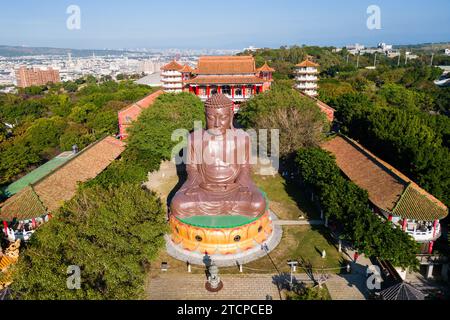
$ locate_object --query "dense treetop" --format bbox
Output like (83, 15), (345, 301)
(238, 84), (328, 159)
(10, 183), (168, 299)
(0, 79), (153, 191)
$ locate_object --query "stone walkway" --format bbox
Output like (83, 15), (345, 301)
(325, 250), (372, 300)
(274, 220), (324, 226)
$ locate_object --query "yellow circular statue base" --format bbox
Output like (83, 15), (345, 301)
(169, 211), (273, 255)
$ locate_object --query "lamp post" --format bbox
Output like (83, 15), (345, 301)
(287, 260), (298, 290)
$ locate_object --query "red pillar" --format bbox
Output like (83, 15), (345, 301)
(428, 241), (434, 254)
(253, 85), (256, 94)
(388, 214), (393, 222)
(432, 220), (438, 238)
(3, 220), (7, 234)
(402, 218), (407, 231)
(217, 85), (221, 93)
(195, 86), (199, 95)
(231, 86), (235, 99)
(206, 85), (210, 97)
(243, 86), (246, 97)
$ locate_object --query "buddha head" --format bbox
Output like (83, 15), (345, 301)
(205, 94), (234, 135)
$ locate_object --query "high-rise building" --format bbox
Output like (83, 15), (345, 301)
(294, 59), (319, 97)
(15, 66), (60, 88)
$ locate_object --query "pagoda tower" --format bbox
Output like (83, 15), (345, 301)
(256, 61), (275, 92)
(294, 59), (319, 97)
(160, 60), (184, 93)
(179, 64), (194, 82)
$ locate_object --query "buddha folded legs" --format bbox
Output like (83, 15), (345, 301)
(171, 183), (266, 217)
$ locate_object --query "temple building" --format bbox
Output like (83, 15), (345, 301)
(322, 135), (448, 255)
(294, 59), (319, 97)
(160, 60), (184, 93)
(185, 56), (274, 110)
(0, 136), (125, 242)
(161, 56), (274, 111)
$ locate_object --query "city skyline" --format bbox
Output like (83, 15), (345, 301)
(1, 0), (450, 50)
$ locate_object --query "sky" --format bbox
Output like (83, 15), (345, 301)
(1, 0), (449, 50)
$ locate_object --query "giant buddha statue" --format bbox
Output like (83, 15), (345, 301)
(168, 94), (273, 256)
(170, 93), (266, 218)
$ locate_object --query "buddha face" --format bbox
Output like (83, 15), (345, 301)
(206, 106), (232, 135)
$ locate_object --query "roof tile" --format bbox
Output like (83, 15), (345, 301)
(322, 135), (447, 221)
(0, 186), (46, 221)
(196, 56), (256, 74)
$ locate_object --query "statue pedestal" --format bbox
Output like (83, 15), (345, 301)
(166, 211), (282, 267)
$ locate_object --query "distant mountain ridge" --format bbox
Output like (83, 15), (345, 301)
(0, 45), (138, 57)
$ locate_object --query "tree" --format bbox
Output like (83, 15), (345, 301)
(238, 86), (328, 158)
(287, 285), (330, 300)
(68, 103), (98, 123)
(10, 183), (168, 300)
(296, 147), (420, 269)
(22, 116), (67, 157)
(63, 81), (78, 93)
(59, 123), (95, 151)
(318, 79), (355, 105)
(377, 83), (432, 112)
(22, 85), (46, 96)
(126, 92), (205, 174)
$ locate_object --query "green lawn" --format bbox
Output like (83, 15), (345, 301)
(244, 226), (347, 274)
(252, 173), (320, 220)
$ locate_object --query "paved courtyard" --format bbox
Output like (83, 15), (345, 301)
(147, 274), (285, 300)
(146, 264), (371, 300)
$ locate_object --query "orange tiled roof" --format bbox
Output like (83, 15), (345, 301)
(185, 75), (265, 85)
(256, 62), (275, 72)
(134, 90), (164, 110)
(322, 135), (448, 220)
(118, 90), (164, 114)
(161, 60), (183, 71)
(196, 56), (256, 75)
(296, 59), (319, 67)
(297, 91), (335, 122)
(32, 136), (125, 212)
(180, 64), (194, 73)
